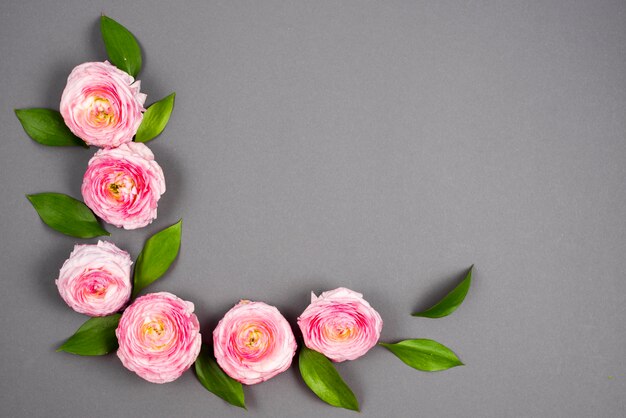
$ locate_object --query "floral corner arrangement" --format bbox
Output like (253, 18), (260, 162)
(15, 15), (475, 412)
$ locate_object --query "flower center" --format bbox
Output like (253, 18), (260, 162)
(145, 321), (165, 336)
(87, 282), (107, 298)
(79, 270), (112, 301)
(107, 172), (136, 200)
(142, 319), (172, 351)
(91, 97), (115, 124)
(245, 328), (263, 347)
(235, 323), (274, 360)
(324, 321), (355, 342)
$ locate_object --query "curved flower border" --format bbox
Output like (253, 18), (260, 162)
(15, 15), (474, 412)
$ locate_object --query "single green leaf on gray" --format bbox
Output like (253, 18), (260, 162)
(380, 339), (463, 372)
(132, 219), (182, 297)
(413, 265), (473, 318)
(57, 314), (121, 356)
(135, 93), (176, 143)
(100, 15), (142, 77)
(26, 193), (109, 238)
(195, 345), (246, 409)
(15, 108), (86, 147)
(298, 346), (359, 412)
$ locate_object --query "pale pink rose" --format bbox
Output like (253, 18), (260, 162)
(298, 287), (383, 362)
(81, 142), (165, 230)
(56, 241), (132, 316)
(116, 292), (202, 384)
(213, 300), (297, 385)
(60, 61), (146, 148)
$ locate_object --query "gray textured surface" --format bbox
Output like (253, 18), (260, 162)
(1, 1), (625, 417)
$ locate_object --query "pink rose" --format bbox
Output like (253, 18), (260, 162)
(297, 287), (383, 362)
(56, 241), (132, 316)
(213, 300), (297, 385)
(60, 61), (146, 148)
(81, 142), (165, 230)
(116, 292), (202, 384)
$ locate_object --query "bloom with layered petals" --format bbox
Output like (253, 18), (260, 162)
(60, 61), (146, 148)
(56, 241), (132, 316)
(81, 141), (166, 229)
(116, 292), (202, 384)
(213, 300), (297, 385)
(298, 287), (383, 362)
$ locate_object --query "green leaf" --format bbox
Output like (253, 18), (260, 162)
(132, 219), (182, 297)
(195, 345), (246, 409)
(57, 314), (121, 356)
(380, 339), (463, 372)
(413, 265), (473, 318)
(135, 93), (176, 143)
(15, 108), (86, 147)
(26, 193), (109, 238)
(100, 15), (142, 77)
(298, 346), (359, 412)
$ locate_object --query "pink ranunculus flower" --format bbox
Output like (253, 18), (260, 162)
(116, 292), (202, 384)
(60, 61), (146, 148)
(298, 287), (383, 362)
(56, 241), (132, 316)
(82, 141), (165, 230)
(213, 300), (297, 385)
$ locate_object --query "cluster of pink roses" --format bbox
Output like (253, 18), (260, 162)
(19, 17), (471, 412)
(116, 292), (202, 383)
(56, 240), (383, 384)
(61, 61), (165, 229)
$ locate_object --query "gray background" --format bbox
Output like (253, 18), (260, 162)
(1, 0), (625, 417)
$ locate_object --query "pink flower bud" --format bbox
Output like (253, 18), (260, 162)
(60, 61), (146, 148)
(213, 300), (297, 385)
(116, 292), (202, 384)
(298, 287), (383, 362)
(56, 241), (132, 316)
(81, 142), (165, 230)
